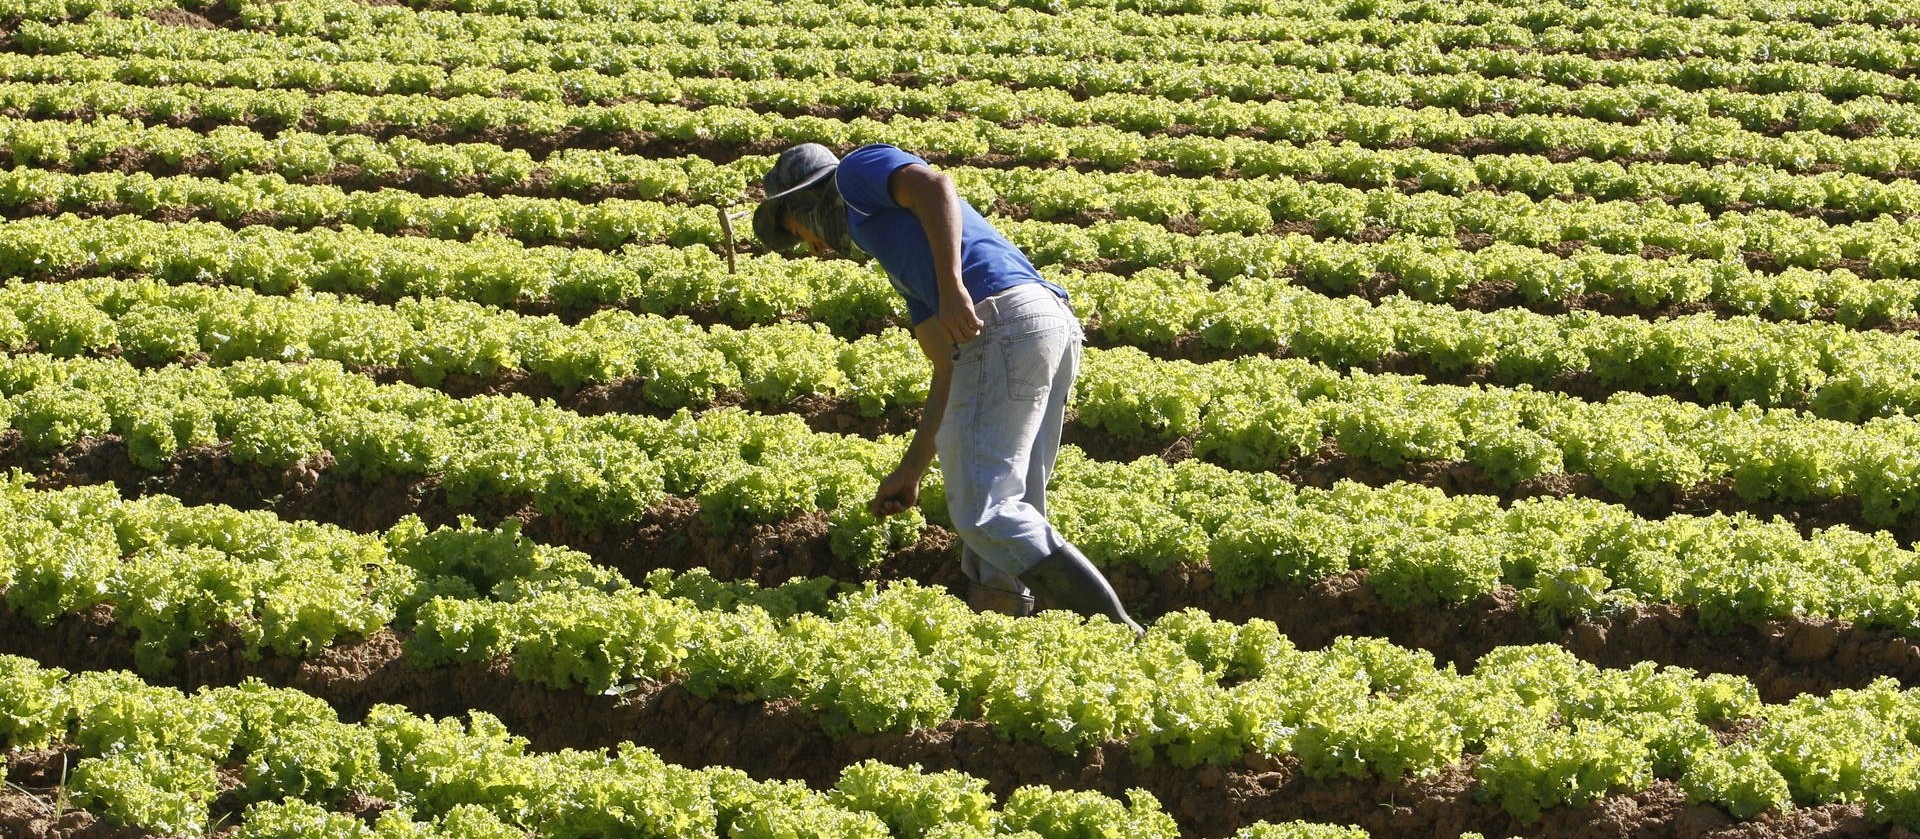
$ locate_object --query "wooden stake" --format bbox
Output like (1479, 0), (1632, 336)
(716, 204), (738, 275)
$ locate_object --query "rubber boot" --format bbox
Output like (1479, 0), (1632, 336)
(967, 582), (1035, 617)
(1018, 544), (1145, 638)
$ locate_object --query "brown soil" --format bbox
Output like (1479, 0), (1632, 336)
(0, 792), (145, 839)
(1446, 278), (1740, 323)
(3, 747), (253, 839)
(143, 7), (217, 28)
(1154, 569), (1920, 704)
(0, 429), (963, 593)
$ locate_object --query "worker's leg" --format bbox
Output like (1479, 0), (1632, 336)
(961, 311), (1073, 617)
(1025, 298), (1077, 526)
(940, 284), (1138, 634)
(936, 284), (1076, 578)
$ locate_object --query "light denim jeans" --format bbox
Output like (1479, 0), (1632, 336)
(937, 282), (1082, 597)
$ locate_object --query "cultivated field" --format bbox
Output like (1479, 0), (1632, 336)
(2, 0), (1920, 836)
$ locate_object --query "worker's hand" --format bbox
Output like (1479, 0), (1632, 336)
(935, 287), (983, 346)
(869, 467), (922, 517)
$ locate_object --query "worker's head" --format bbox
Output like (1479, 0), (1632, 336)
(754, 143), (850, 257)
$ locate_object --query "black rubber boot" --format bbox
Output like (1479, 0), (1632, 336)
(967, 582), (1035, 617)
(1018, 544), (1145, 638)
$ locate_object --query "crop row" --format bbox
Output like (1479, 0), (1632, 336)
(9, 142), (1920, 412)
(15, 184), (1920, 337)
(4, 351), (1920, 633)
(0, 351), (914, 552)
(0, 168), (739, 248)
(3, 481), (1916, 828)
(13, 115), (1920, 227)
(17, 17), (1920, 141)
(18, 256), (1920, 432)
(10, 215), (1920, 415)
(11, 76), (1920, 182)
(1079, 269), (1920, 422)
(0, 215), (904, 319)
(20, 160), (1920, 307)
(1072, 343), (1920, 516)
(246, 0), (1920, 97)
(220, 0), (1920, 56)
(8, 122), (1920, 329)
(11, 99), (1920, 305)
(0, 116), (759, 197)
(6, 276), (930, 410)
(0, 651), (1347, 839)
(962, 148), (1920, 223)
(961, 168), (1920, 266)
(12, 157), (1920, 323)
(0, 0), (174, 20)
(1005, 221), (1920, 325)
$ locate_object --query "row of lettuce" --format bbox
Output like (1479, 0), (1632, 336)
(7, 207), (1914, 341)
(12, 183), (1920, 374)
(12, 245), (1920, 421)
(12, 114), (1920, 228)
(361, 0), (1920, 62)
(0, 479), (1916, 827)
(1, 353), (1917, 633)
(0, 657), (1359, 839)
(15, 139), (1920, 281)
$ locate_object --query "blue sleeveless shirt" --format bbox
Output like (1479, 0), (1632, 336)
(836, 144), (1065, 325)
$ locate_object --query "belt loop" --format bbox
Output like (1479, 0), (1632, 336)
(974, 290), (1001, 325)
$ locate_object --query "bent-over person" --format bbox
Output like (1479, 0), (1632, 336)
(752, 142), (1143, 636)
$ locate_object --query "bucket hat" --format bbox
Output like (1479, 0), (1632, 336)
(753, 143), (840, 252)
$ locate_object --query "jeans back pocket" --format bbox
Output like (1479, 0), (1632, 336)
(1001, 324), (1068, 402)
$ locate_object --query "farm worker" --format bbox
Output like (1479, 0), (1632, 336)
(754, 142), (1143, 636)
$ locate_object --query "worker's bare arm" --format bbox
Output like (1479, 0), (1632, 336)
(889, 163), (982, 346)
(869, 320), (957, 517)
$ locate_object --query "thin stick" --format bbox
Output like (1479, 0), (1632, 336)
(55, 750), (68, 821)
(716, 205), (738, 275)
